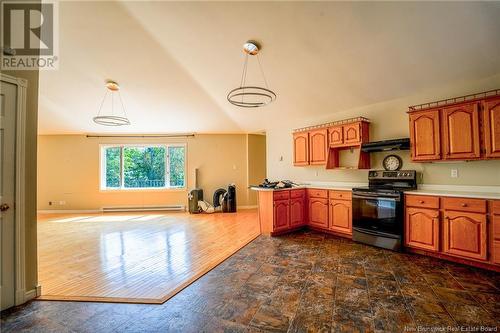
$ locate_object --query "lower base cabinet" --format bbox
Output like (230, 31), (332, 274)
(309, 197), (329, 228)
(329, 199), (352, 235)
(405, 195), (495, 267)
(443, 210), (487, 261)
(405, 207), (439, 252)
(258, 189), (306, 235)
(273, 199), (290, 232)
(290, 197), (306, 227)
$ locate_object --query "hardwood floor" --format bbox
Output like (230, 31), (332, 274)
(37, 210), (260, 304)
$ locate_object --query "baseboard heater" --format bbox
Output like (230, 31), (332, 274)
(101, 205), (185, 213)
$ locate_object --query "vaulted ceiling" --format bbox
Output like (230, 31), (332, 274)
(38, 1), (500, 134)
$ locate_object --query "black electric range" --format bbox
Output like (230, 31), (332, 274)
(351, 170), (417, 251)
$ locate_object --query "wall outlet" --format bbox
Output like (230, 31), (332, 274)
(451, 169), (458, 178)
(59, 201), (66, 205)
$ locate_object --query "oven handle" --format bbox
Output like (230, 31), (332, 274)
(353, 227), (401, 239)
(352, 194), (400, 201)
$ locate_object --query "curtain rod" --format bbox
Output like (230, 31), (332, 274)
(86, 134), (195, 138)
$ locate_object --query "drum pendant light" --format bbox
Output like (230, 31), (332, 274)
(93, 80), (131, 126)
(227, 41), (276, 108)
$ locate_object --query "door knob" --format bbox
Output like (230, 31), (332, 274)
(0, 203), (10, 212)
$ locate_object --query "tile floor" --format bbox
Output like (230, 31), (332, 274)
(1, 231), (499, 332)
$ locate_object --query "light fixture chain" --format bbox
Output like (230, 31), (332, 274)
(96, 90), (109, 117)
(256, 54), (270, 89)
(240, 53), (249, 88)
(118, 91), (128, 118)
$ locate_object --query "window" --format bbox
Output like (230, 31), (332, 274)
(100, 145), (186, 190)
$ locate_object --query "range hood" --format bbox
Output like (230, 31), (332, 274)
(361, 138), (410, 153)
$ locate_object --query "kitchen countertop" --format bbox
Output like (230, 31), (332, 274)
(250, 183), (500, 200)
(249, 182), (365, 192)
(405, 189), (500, 200)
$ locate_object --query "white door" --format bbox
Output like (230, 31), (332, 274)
(0, 80), (17, 311)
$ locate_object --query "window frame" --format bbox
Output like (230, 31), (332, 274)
(99, 143), (187, 192)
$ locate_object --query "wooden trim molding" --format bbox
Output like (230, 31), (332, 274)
(1, 73), (28, 306)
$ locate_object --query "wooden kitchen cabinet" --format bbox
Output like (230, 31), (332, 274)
(441, 103), (481, 160)
(328, 126), (343, 146)
(309, 198), (328, 228)
(343, 123), (361, 145)
(483, 97), (500, 158)
(293, 132), (309, 166)
(309, 129), (328, 165)
(308, 189), (329, 229)
(258, 189), (306, 236)
(490, 201), (500, 264)
(290, 192), (306, 227)
(405, 207), (440, 252)
(443, 210), (487, 261)
(409, 109), (441, 161)
(329, 198), (352, 235)
(273, 199), (290, 232)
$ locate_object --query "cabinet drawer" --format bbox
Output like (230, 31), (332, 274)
(308, 189), (328, 199)
(290, 189), (306, 199)
(273, 191), (290, 201)
(406, 195), (439, 209)
(442, 197), (486, 213)
(491, 200), (500, 214)
(329, 191), (351, 201)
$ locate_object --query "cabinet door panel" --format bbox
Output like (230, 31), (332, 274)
(343, 123), (361, 145)
(329, 200), (352, 235)
(483, 97), (500, 158)
(328, 126), (343, 146)
(290, 198), (305, 227)
(492, 213), (500, 265)
(441, 103), (480, 159)
(405, 208), (439, 252)
(443, 211), (487, 261)
(309, 198), (329, 229)
(273, 199), (289, 232)
(309, 129), (328, 165)
(293, 132), (309, 166)
(409, 110), (441, 161)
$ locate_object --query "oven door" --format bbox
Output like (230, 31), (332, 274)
(352, 191), (402, 236)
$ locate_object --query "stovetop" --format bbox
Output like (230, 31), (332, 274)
(352, 170), (417, 193)
(352, 186), (412, 194)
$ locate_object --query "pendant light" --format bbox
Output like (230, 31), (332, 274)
(227, 41), (276, 108)
(93, 80), (131, 126)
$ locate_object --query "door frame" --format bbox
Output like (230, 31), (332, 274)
(1, 73), (28, 305)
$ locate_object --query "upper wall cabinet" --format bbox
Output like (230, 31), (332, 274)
(409, 110), (441, 161)
(483, 97), (500, 158)
(293, 132), (309, 166)
(441, 103), (480, 160)
(292, 118), (370, 169)
(343, 123), (361, 145)
(408, 91), (500, 162)
(309, 129), (328, 165)
(328, 126), (343, 146)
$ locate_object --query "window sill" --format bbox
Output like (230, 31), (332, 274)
(99, 187), (187, 193)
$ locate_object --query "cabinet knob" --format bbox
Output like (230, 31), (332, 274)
(0, 203), (9, 212)
(461, 203), (468, 207)
(419, 200), (424, 204)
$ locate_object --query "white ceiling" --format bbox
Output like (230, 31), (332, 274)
(38, 1), (500, 134)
